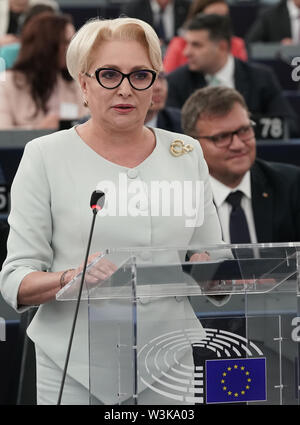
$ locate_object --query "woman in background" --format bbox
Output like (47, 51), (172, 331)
(0, 12), (86, 129)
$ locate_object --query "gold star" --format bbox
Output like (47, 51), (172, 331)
(246, 385), (250, 390)
(228, 391), (232, 395)
(227, 367), (232, 371)
(223, 386), (227, 391)
(241, 366), (245, 370)
(241, 391), (245, 395)
(221, 379), (225, 383)
(248, 378), (251, 382)
(234, 393), (239, 397)
(223, 372), (227, 377)
(245, 371), (250, 375)
(234, 365), (238, 369)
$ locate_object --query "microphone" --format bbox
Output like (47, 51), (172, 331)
(57, 190), (105, 405)
(90, 189), (105, 212)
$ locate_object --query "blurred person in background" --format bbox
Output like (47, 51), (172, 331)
(121, 0), (190, 47)
(166, 14), (298, 136)
(0, 1), (59, 69)
(163, 0), (247, 73)
(145, 68), (183, 132)
(0, 0), (29, 46)
(182, 86), (300, 243)
(246, 0), (300, 45)
(0, 12), (86, 129)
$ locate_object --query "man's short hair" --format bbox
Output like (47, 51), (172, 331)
(181, 86), (249, 137)
(185, 13), (232, 44)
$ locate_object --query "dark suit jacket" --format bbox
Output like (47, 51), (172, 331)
(156, 106), (183, 133)
(166, 59), (297, 134)
(121, 0), (190, 39)
(250, 158), (300, 242)
(246, 0), (291, 43)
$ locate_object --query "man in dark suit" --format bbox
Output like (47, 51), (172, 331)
(246, 0), (300, 44)
(166, 14), (298, 136)
(181, 86), (300, 243)
(121, 0), (190, 43)
(145, 69), (183, 133)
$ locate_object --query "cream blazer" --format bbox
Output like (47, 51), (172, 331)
(0, 127), (224, 403)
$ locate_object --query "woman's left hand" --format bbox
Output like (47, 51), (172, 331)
(189, 252), (210, 262)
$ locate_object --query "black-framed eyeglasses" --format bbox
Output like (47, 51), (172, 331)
(197, 120), (256, 148)
(85, 68), (157, 90)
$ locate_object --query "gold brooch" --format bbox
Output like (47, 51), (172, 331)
(170, 140), (194, 157)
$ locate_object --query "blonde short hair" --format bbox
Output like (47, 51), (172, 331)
(67, 17), (163, 82)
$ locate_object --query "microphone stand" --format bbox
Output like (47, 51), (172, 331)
(57, 207), (99, 405)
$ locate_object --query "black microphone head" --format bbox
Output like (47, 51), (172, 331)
(90, 190), (105, 212)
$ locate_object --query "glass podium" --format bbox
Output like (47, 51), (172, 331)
(56, 243), (300, 405)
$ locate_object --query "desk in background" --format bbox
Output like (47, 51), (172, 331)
(1, 130), (300, 190)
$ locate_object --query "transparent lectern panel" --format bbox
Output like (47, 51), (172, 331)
(236, 245), (300, 405)
(56, 250), (136, 301)
(136, 312), (206, 405)
(233, 245), (299, 294)
(56, 243), (300, 405)
(246, 314), (300, 405)
(88, 257), (135, 405)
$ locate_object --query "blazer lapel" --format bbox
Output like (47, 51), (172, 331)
(251, 161), (273, 242)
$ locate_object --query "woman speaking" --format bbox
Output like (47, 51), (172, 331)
(1, 17), (223, 404)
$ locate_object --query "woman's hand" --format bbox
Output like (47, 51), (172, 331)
(17, 253), (117, 306)
(189, 252), (210, 262)
(64, 253), (118, 287)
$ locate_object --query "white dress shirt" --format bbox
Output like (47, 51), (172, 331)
(287, 0), (300, 44)
(205, 54), (235, 88)
(150, 0), (175, 41)
(209, 171), (258, 243)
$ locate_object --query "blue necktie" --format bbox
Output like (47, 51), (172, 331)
(226, 191), (251, 243)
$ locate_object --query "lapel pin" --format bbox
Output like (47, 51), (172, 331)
(262, 192), (269, 198)
(170, 140), (194, 157)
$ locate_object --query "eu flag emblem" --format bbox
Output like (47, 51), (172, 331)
(206, 358), (266, 404)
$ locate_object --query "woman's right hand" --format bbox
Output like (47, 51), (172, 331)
(64, 252), (118, 287)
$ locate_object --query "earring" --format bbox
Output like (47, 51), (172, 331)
(83, 99), (88, 107)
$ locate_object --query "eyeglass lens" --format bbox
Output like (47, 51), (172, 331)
(96, 69), (155, 90)
(212, 125), (255, 147)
